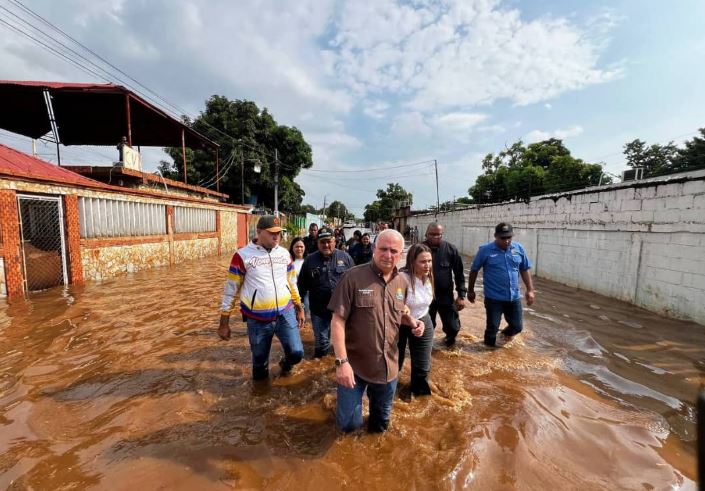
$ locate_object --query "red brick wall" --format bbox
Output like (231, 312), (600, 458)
(63, 195), (84, 286)
(0, 190), (24, 297)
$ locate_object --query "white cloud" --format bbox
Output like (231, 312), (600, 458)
(544, 103), (553, 110)
(524, 125), (584, 143)
(390, 112), (432, 138)
(363, 100), (390, 119)
(329, 0), (620, 111)
(431, 112), (487, 133)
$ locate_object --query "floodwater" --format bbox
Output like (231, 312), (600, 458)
(0, 253), (703, 490)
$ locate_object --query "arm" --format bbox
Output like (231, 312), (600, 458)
(287, 259), (305, 327)
(467, 270), (479, 303)
(452, 247), (467, 311)
(467, 248), (485, 304)
(297, 260), (310, 299)
(402, 312), (425, 337)
(219, 252), (245, 340)
(332, 313), (355, 388)
(520, 269), (535, 306)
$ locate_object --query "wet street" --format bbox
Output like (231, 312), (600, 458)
(0, 254), (703, 490)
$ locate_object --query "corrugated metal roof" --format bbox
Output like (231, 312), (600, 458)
(0, 143), (250, 210)
(0, 143), (107, 188)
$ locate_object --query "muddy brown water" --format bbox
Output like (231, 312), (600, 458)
(0, 254), (703, 490)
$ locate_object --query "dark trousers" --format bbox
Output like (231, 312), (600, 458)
(429, 300), (460, 340)
(483, 298), (523, 346)
(398, 313), (434, 395)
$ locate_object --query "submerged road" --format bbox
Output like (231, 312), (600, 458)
(0, 253), (702, 489)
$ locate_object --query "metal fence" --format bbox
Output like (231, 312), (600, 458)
(173, 206), (216, 234)
(18, 195), (67, 291)
(78, 197), (166, 238)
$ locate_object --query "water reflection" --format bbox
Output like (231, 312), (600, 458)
(0, 256), (700, 489)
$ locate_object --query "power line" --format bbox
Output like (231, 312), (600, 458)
(302, 159), (436, 173)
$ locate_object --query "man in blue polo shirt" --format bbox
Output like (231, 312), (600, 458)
(468, 222), (535, 347)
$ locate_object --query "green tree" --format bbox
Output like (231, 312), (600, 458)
(363, 183), (412, 223)
(468, 138), (603, 203)
(160, 95), (313, 211)
(544, 156), (602, 193)
(674, 128), (705, 172)
(623, 139), (678, 178)
(363, 201), (381, 223)
(326, 200), (349, 221)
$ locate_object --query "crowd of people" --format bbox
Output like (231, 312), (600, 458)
(218, 215), (535, 433)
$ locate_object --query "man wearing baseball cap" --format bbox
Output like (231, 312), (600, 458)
(297, 227), (355, 358)
(467, 222), (535, 347)
(218, 215), (306, 379)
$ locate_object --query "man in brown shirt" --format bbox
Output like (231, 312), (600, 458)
(328, 229), (424, 432)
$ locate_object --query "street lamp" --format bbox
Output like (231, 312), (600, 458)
(241, 155), (262, 204)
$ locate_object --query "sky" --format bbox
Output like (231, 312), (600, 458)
(1, 0), (704, 216)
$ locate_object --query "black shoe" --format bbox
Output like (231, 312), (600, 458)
(278, 357), (292, 376)
(252, 367), (269, 380)
(410, 378), (432, 396)
(443, 336), (456, 348)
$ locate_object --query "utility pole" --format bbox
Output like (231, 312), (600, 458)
(322, 195), (328, 222)
(240, 151), (245, 204)
(274, 148), (279, 217)
(434, 159), (440, 218)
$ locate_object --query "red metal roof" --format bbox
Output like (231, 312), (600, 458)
(0, 143), (107, 188)
(0, 80), (218, 148)
(0, 143), (249, 210)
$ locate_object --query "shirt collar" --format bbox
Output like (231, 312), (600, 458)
(370, 261), (398, 281)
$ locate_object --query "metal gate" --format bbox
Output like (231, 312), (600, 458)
(17, 195), (68, 292)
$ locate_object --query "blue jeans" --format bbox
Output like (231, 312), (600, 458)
(483, 298), (523, 346)
(311, 311), (332, 357)
(337, 375), (397, 433)
(246, 307), (304, 379)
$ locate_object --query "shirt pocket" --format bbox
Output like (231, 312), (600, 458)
(511, 254), (522, 269)
(355, 293), (374, 308)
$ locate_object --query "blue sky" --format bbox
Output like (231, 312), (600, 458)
(1, 0), (704, 215)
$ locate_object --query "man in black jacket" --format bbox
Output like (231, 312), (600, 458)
(424, 222), (467, 347)
(298, 227), (355, 357)
(303, 223), (319, 255)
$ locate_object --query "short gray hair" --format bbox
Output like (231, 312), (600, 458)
(376, 228), (404, 248)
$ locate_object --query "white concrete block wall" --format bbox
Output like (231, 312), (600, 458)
(408, 171), (705, 324)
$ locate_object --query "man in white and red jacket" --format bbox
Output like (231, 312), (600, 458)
(218, 215), (305, 380)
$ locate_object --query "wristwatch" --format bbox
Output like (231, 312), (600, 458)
(334, 357), (348, 367)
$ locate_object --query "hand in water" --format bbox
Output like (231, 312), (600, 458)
(218, 316), (231, 340)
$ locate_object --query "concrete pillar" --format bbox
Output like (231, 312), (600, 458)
(216, 210), (222, 255)
(0, 190), (24, 298)
(63, 195), (84, 285)
(166, 205), (175, 266)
